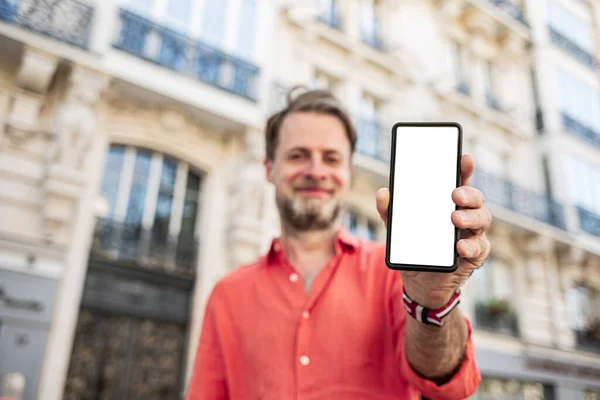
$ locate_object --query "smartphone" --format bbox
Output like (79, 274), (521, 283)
(385, 122), (462, 273)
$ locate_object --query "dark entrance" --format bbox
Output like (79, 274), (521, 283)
(63, 262), (195, 400)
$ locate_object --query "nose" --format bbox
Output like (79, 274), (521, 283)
(306, 157), (328, 181)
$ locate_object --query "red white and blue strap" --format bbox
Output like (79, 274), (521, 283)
(403, 288), (462, 327)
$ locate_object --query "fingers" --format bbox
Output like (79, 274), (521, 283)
(452, 186), (485, 209)
(452, 207), (492, 231)
(457, 234), (491, 262)
(375, 187), (389, 227)
(460, 154), (475, 186)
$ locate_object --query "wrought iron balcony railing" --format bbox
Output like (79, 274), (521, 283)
(484, 0), (528, 27)
(0, 0), (94, 49)
(90, 218), (199, 276)
(562, 112), (600, 149)
(475, 302), (520, 337)
(574, 329), (600, 354)
(472, 169), (567, 230)
(549, 27), (597, 70)
(355, 118), (390, 163)
(577, 206), (600, 237)
(114, 9), (260, 102)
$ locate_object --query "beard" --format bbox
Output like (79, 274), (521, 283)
(276, 187), (342, 232)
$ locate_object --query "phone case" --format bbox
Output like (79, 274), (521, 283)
(385, 122), (463, 273)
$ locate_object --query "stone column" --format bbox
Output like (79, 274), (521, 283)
(226, 128), (271, 270)
(36, 65), (110, 400)
(515, 232), (555, 346)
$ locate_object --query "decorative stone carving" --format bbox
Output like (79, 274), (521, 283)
(226, 129), (269, 269)
(16, 47), (58, 93)
(42, 66), (109, 241)
(51, 66), (109, 169)
(2, 47), (58, 146)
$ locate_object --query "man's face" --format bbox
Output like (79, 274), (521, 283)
(265, 111), (352, 232)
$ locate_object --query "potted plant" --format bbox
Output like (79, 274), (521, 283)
(482, 298), (513, 316)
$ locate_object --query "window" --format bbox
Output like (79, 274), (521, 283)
(311, 70), (337, 92)
(235, 0), (257, 59)
(125, 0), (153, 14)
(356, 93), (382, 158)
(471, 256), (519, 335)
(567, 285), (599, 332)
(97, 146), (203, 270)
(565, 156), (600, 215)
(554, 67), (600, 133)
(451, 42), (470, 95)
(344, 210), (379, 241)
(547, 0), (593, 52)
(472, 257), (513, 303)
(203, 0), (228, 46)
(359, 0), (381, 49)
(164, 0), (192, 29)
(316, 0), (341, 28)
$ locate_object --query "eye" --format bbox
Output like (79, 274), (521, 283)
(289, 152), (304, 160)
(326, 155), (341, 164)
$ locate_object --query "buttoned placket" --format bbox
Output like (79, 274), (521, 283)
(292, 254), (345, 399)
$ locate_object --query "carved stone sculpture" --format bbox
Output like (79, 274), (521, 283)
(229, 129), (267, 221)
(226, 129), (269, 269)
(52, 74), (102, 169)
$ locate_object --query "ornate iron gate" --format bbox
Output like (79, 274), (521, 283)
(63, 310), (186, 400)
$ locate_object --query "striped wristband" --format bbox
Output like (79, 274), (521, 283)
(403, 288), (462, 327)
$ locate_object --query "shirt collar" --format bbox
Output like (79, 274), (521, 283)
(266, 228), (359, 265)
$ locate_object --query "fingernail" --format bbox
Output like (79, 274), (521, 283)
(459, 212), (469, 223)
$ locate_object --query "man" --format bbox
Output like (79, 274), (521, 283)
(187, 88), (491, 400)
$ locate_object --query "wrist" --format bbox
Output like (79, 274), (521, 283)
(403, 286), (456, 309)
(403, 287), (462, 327)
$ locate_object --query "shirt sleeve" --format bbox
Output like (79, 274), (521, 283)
(186, 284), (229, 400)
(389, 273), (481, 400)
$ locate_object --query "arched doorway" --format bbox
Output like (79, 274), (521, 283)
(63, 145), (204, 400)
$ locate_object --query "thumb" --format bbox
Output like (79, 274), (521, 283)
(375, 188), (390, 228)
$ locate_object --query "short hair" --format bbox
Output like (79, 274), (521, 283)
(265, 85), (357, 161)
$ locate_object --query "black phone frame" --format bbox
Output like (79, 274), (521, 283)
(385, 122), (463, 273)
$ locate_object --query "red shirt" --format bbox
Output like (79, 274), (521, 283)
(187, 229), (481, 400)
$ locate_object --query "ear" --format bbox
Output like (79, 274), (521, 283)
(264, 157), (274, 183)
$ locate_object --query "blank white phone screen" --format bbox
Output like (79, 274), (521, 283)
(388, 125), (460, 268)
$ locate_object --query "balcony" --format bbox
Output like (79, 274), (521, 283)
(574, 327), (600, 354)
(90, 218), (199, 277)
(562, 112), (600, 149)
(475, 301), (520, 337)
(0, 0), (94, 49)
(355, 118), (390, 162)
(484, 0), (528, 27)
(472, 169), (566, 230)
(549, 27), (597, 70)
(113, 9), (260, 102)
(577, 206), (600, 237)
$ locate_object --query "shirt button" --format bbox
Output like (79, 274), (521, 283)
(289, 273), (299, 283)
(302, 311), (310, 319)
(299, 355), (310, 366)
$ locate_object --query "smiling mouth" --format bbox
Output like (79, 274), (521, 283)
(295, 188), (333, 196)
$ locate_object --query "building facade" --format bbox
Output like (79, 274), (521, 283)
(0, 0), (598, 399)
